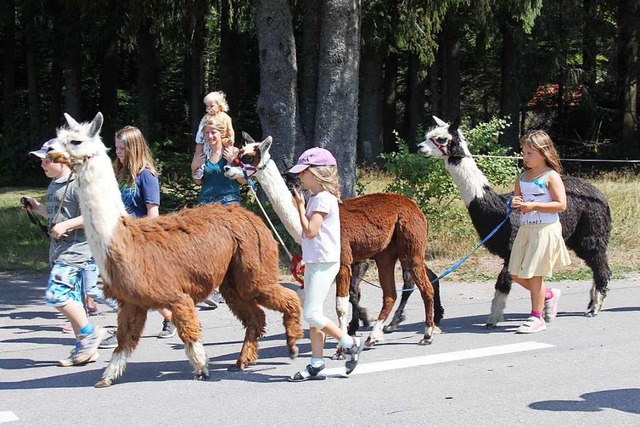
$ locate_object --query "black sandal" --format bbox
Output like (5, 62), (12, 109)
(288, 364), (326, 382)
(345, 337), (364, 375)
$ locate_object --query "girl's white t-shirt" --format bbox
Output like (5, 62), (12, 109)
(301, 191), (341, 263)
(519, 170), (560, 225)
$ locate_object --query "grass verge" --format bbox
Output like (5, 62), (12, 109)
(2, 171), (639, 282)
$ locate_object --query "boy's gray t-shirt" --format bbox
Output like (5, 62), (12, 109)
(46, 174), (92, 266)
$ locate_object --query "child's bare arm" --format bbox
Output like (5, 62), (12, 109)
(50, 215), (84, 240)
(191, 144), (205, 175)
(22, 196), (47, 217)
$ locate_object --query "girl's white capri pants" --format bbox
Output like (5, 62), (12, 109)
(303, 261), (340, 329)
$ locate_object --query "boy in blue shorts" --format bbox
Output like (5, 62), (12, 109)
(23, 138), (106, 366)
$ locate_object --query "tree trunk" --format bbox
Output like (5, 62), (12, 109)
(252, 0), (304, 168)
(2, 0), (16, 131)
(219, 0), (245, 118)
(45, 0), (63, 132)
(403, 52), (425, 151)
(582, 0), (597, 90)
(358, 43), (384, 165)
(137, 19), (158, 137)
(440, 12), (461, 122)
(382, 51), (399, 153)
(499, 18), (522, 149)
(617, 0), (639, 153)
(24, 0), (41, 132)
(314, 0), (360, 198)
(99, 0), (120, 142)
(188, 0), (207, 152)
(62, 1), (82, 118)
(429, 58), (441, 118)
(299, 0), (322, 144)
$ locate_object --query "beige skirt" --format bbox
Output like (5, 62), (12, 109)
(508, 221), (571, 279)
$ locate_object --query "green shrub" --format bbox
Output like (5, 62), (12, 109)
(380, 118), (519, 232)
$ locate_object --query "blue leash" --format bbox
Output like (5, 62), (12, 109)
(430, 198), (513, 284)
(358, 198), (514, 290)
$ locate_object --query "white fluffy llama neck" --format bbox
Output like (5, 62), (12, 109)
(54, 112), (127, 283)
(419, 116), (490, 207)
(225, 136), (302, 243)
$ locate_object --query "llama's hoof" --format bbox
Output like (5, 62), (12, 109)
(585, 310), (597, 317)
(94, 378), (112, 388)
(193, 372), (209, 381)
(484, 323), (497, 329)
(418, 327), (434, 345)
(383, 315), (406, 333)
(433, 325), (442, 334)
(289, 345), (299, 359)
(360, 314), (371, 328)
(331, 349), (345, 361)
(418, 336), (433, 345)
(383, 324), (398, 333)
(193, 366), (209, 381)
(228, 364), (246, 372)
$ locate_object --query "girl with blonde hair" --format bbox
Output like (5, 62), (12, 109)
(191, 91), (236, 179)
(508, 130), (571, 334)
(287, 147), (363, 381)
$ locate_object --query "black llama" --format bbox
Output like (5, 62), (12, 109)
(418, 116), (612, 326)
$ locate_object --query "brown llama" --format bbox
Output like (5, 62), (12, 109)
(49, 112), (303, 387)
(224, 135), (440, 351)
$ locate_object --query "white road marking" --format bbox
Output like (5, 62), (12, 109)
(0, 412), (19, 424)
(324, 341), (554, 377)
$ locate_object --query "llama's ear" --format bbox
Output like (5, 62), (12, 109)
(450, 116), (461, 131)
(88, 112), (104, 138)
(64, 113), (80, 129)
(260, 136), (273, 153)
(242, 131), (256, 144)
(433, 116), (447, 127)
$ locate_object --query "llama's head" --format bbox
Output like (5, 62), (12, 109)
(417, 116), (471, 163)
(49, 112), (107, 165)
(223, 132), (273, 180)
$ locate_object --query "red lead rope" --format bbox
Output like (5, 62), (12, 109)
(290, 254), (305, 288)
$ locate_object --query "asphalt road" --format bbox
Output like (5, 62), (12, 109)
(1, 272), (639, 426)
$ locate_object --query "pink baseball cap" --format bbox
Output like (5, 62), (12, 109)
(289, 147), (337, 174)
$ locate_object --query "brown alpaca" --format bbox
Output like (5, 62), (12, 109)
(50, 112), (302, 387)
(225, 136), (437, 349)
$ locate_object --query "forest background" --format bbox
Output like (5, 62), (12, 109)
(1, 0), (638, 195)
(0, 0), (638, 278)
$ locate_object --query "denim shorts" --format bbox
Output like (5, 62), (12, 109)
(45, 261), (96, 307)
(200, 193), (241, 206)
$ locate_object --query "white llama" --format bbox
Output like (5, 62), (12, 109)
(225, 134), (443, 349)
(48, 113), (303, 387)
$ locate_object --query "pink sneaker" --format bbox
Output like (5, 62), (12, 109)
(516, 316), (546, 334)
(544, 288), (561, 322)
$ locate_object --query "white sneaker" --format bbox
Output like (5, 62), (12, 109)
(544, 288), (561, 322)
(516, 316), (546, 334)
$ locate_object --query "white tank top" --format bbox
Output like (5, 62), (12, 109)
(518, 170), (559, 225)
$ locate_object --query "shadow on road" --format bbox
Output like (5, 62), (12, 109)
(530, 388), (640, 414)
(0, 356), (304, 390)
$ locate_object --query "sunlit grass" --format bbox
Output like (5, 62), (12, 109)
(356, 168), (640, 281)
(2, 171), (639, 281)
(0, 188), (50, 273)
